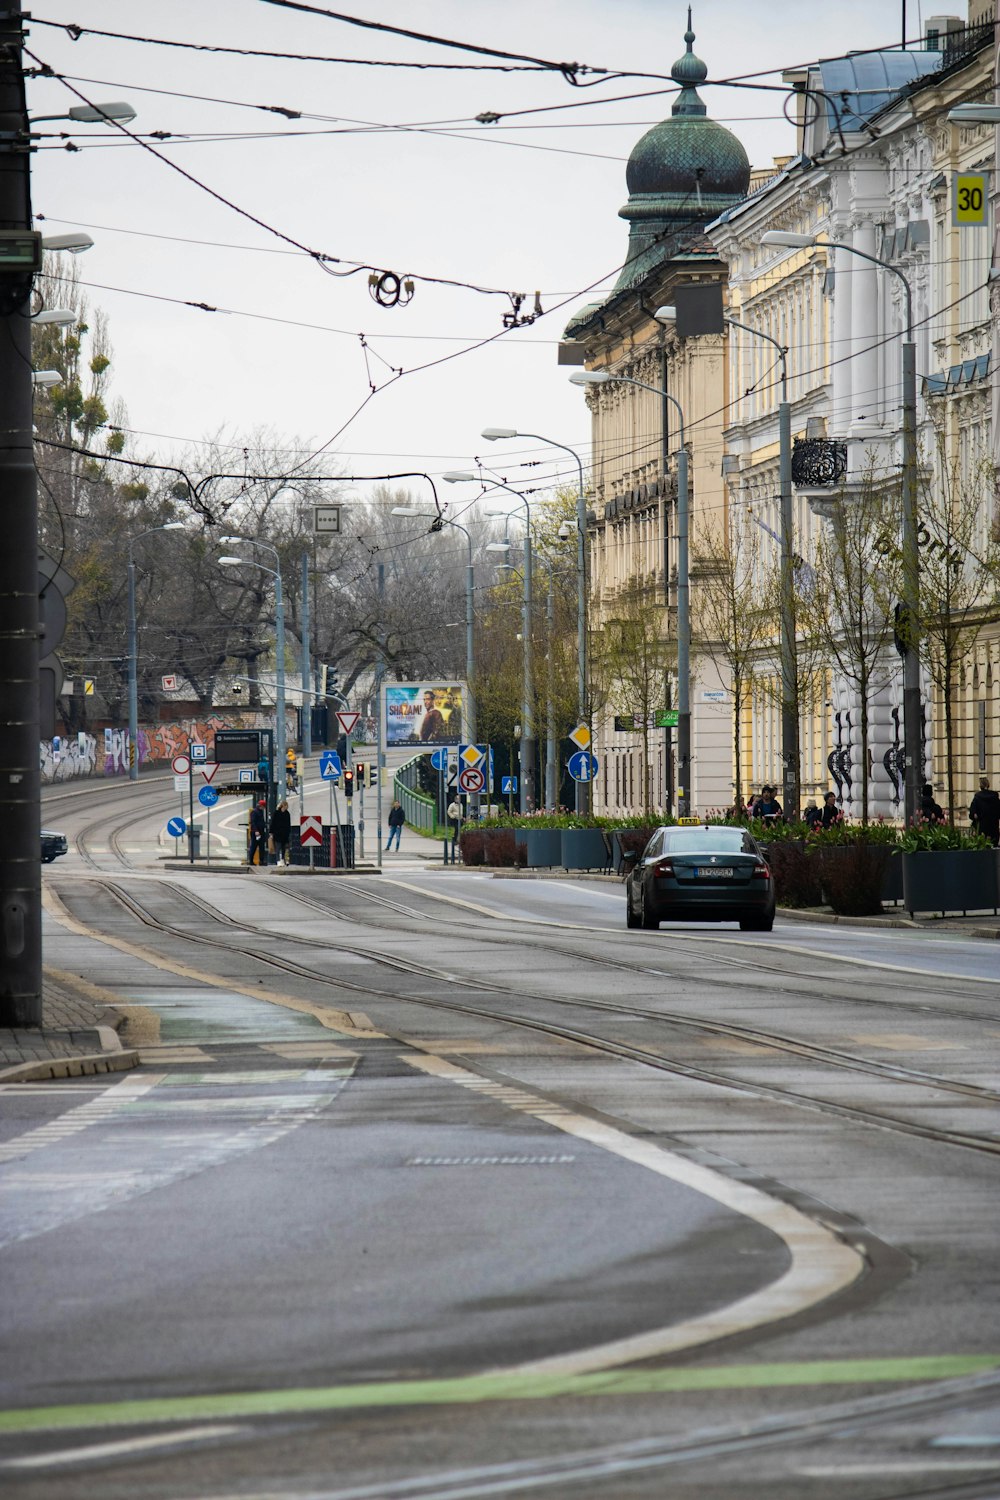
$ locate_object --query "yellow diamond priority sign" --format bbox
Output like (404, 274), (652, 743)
(568, 723), (591, 751)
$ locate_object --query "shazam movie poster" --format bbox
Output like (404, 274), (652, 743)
(383, 683), (465, 747)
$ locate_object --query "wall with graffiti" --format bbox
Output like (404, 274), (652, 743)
(41, 711), (290, 782)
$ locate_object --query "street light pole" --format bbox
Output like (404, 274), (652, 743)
(219, 540), (286, 794)
(482, 430), (589, 811)
(127, 523), (185, 783)
(761, 232), (921, 824)
(725, 317), (799, 821)
(568, 373), (692, 817)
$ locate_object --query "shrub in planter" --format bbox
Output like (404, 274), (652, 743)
(459, 827), (522, 867)
(812, 837), (892, 916)
(765, 840), (822, 907)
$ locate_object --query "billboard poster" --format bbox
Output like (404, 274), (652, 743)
(383, 682), (465, 747)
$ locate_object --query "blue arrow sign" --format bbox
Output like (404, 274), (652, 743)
(430, 747), (448, 772)
(568, 750), (599, 783)
(501, 775), (518, 794)
(319, 750), (342, 780)
(198, 785), (219, 807)
(167, 815), (187, 838)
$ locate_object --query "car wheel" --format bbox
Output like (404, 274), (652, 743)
(41, 851), (54, 864)
(740, 913), (773, 931)
(625, 883), (641, 928)
(640, 887), (660, 929)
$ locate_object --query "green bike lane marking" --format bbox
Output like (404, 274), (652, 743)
(2, 1357), (998, 1434)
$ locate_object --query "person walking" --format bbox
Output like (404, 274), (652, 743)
(820, 791), (842, 829)
(447, 797), (462, 841)
(969, 777), (1000, 845)
(920, 782), (945, 824)
(248, 799), (268, 866)
(270, 798), (292, 865)
(386, 800), (405, 852)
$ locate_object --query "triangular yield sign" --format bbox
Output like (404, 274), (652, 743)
(201, 763), (221, 783)
(336, 711), (360, 734)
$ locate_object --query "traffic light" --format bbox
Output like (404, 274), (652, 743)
(369, 762), (379, 787)
(355, 762), (366, 787)
(343, 768), (355, 798)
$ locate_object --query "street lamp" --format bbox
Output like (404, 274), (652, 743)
(219, 541), (287, 786)
(127, 522), (185, 782)
(481, 427), (590, 811)
(947, 104), (1000, 123)
(390, 507), (477, 745)
(760, 229), (921, 824)
(570, 366), (694, 817)
(445, 470), (535, 811)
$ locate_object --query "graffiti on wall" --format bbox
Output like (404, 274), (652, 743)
(40, 733), (98, 783)
(41, 711), (290, 781)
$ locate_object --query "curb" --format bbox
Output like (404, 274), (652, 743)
(0, 1048), (141, 1084)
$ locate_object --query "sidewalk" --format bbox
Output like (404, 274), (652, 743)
(0, 970), (140, 1083)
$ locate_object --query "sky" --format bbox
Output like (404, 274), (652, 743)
(27, 0), (935, 510)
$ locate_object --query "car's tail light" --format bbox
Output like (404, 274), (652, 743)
(652, 860), (674, 877)
(752, 863), (771, 880)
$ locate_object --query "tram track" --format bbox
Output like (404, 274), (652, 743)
(68, 876), (1000, 1159)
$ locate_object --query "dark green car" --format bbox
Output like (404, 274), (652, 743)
(624, 825), (775, 932)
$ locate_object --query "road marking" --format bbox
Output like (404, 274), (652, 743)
(0, 1357), (997, 1434)
(0, 1074), (161, 1164)
(42, 885), (386, 1039)
(798, 1462), (1000, 1475)
(4, 1423), (245, 1468)
(405, 1052), (863, 1377)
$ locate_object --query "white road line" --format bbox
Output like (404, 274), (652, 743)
(406, 1051), (863, 1378)
(0, 1074), (162, 1163)
(5, 1424), (245, 1468)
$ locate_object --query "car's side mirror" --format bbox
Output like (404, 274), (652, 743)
(621, 849), (638, 868)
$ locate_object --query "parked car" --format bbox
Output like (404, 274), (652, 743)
(41, 829), (68, 864)
(623, 824), (775, 932)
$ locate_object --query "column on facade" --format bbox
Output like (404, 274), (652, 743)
(849, 217), (881, 438)
(831, 232), (853, 435)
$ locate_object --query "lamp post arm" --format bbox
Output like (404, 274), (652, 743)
(725, 317), (788, 404)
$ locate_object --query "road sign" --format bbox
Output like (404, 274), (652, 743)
(198, 785), (219, 807)
(459, 766), (486, 793)
(190, 742), (207, 761)
(300, 813), (323, 847)
(314, 504), (342, 534)
(568, 750), (599, 782)
(336, 710), (360, 735)
(430, 747), (448, 772)
(501, 775), (518, 794)
(954, 171), (989, 227)
(171, 754), (190, 775)
(655, 709), (679, 728)
(83, 677), (95, 696)
(167, 816), (187, 838)
(319, 750), (342, 780)
(459, 743), (485, 769)
(238, 768), (256, 784)
(568, 723), (591, 751)
(200, 762), (221, 783)
(173, 774), (189, 794)
(161, 674), (177, 691)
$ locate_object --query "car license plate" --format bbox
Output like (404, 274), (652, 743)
(695, 866), (733, 878)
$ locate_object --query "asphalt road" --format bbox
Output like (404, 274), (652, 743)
(3, 775), (999, 1498)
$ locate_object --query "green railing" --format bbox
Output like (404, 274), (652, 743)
(394, 753), (439, 834)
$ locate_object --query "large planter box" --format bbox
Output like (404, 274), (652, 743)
(561, 828), (612, 871)
(516, 828), (562, 868)
(881, 848), (903, 903)
(902, 849), (999, 916)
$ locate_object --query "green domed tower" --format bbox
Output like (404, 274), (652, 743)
(613, 9), (750, 292)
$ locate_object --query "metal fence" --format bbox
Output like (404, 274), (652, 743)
(394, 752), (439, 833)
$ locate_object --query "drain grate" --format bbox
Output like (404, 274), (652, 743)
(405, 1154), (576, 1167)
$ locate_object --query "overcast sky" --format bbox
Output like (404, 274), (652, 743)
(28, 0), (930, 509)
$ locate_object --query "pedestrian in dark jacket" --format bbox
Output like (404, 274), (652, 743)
(386, 800), (405, 852)
(803, 799), (822, 830)
(756, 786), (783, 822)
(920, 783), (945, 823)
(970, 777), (1000, 845)
(249, 799), (268, 866)
(820, 791), (842, 828)
(270, 799), (292, 865)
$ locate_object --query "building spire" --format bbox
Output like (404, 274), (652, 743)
(671, 7), (708, 117)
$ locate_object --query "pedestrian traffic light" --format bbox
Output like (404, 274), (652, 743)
(369, 763), (379, 787)
(355, 762), (366, 787)
(343, 768), (354, 798)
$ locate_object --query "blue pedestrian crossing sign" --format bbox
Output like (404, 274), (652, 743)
(198, 785), (219, 807)
(501, 775), (518, 794)
(568, 750), (599, 783)
(167, 815), (187, 838)
(319, 750), (342, 780)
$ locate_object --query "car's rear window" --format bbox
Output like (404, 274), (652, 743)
(661, 828), (757, 854)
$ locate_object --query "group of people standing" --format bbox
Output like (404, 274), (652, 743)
(248, 798), (292, 867)
(729, 787), (843, 829)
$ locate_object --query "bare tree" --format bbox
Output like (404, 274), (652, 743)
(590, 574), (671, 815)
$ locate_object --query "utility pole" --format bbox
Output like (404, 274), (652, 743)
(300, 549), (311, 757)
(0, 10), (42, 1027)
